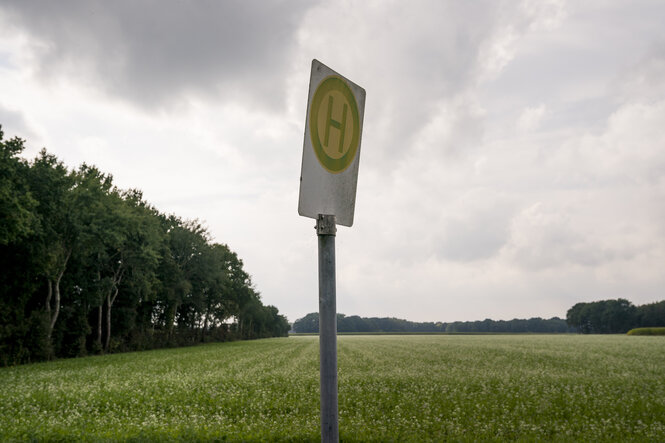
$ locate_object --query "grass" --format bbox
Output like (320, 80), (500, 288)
(1, 335), (664, 441)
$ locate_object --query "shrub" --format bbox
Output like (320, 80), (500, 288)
(627, 327), (665, 336)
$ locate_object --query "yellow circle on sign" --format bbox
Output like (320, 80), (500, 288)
(309, 76), (360, 173)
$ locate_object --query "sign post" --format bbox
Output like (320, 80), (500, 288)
(298, 59), (365, 443)
(317, 213), (337, 442)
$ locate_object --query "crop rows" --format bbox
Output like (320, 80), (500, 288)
(1, 335), (664, 441)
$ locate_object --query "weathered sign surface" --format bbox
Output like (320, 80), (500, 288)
(298, 59), (366, 227)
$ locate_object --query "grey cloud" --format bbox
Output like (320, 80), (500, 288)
(615, 44), (665, 104)
(1, 0), (314, 110)
(0, 104), (34, 141)
(437, 214), (509, 262)
(298, 1), (506, 170)
(505, 203), (629, 271)
(344, 0), (566, 173)
(434, 190), (515, 262)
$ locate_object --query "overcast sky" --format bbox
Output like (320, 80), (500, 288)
(1, 0), (664, 323)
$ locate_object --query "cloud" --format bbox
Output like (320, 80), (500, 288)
(548, 99), (665, 188)
(296, 1), (506, 168)
(502, 97), (665, 271)
(504, 202), (609, 270)
(411, 94), (487, 160)
(476, 0), (566, 81)
(616, 45), (665, 104)
(434, 188), (516, 262)
(516, 104), (546, 133)
(2, 0), (665, 324)
(0, 0), (313, 111)
(0, 104), (33, 140)
(521, 0), (567, 32)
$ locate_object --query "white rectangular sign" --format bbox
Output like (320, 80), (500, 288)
(298, 59), (366, 227)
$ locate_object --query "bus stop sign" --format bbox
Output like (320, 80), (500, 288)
(298, 59), (366, 227)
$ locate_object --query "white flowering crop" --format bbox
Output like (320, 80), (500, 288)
(1, 335), (664, 441)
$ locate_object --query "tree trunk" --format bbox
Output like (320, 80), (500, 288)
(104, 286), (120, 352)
(50, 272), (62, 334)
(45, 248), (71, 344)
(96, 270), (103, 350)
(105, 293), (111, 352)
(46, 268), (66, 342)
(45, 279), (52, 331)
(97, 304), (103, 350)
(104, 266), (123, 352)
(201, 308), (210, 342)
(165, 300), (179, 340)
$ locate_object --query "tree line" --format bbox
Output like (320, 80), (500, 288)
(293, 298), (665, 335)
(0, 126), (289, 366)
(292, 313), (573, 333)
(566, 298), (665, 334)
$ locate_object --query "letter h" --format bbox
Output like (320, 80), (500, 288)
(324, 95), (348, 153)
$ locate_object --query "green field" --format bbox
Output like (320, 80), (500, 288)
(1, 335), (664, 442)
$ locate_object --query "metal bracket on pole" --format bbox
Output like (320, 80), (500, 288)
(316, 213), (338, 443)
(316, 214), (337, 236)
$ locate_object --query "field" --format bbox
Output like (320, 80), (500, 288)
(1, 335), (664, 441)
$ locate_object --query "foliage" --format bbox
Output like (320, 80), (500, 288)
(627, 327), (665, 336)
(635, 300), (665, 327)
(566, 299), (665, 333)
(1, 335), (664, 441)
(0, 128), (36, 245)
(293, 312), (319, 333)
(293, 313), (573, 334)
(0, 126), (287, 366)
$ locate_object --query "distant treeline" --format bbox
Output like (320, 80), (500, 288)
(566, 299), (665, 334)
(0, 127), (289, 366)
(294, 298), (665, 335)
(292, 313), (574, 334)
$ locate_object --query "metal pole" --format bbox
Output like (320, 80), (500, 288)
(317, 214), (338, 443)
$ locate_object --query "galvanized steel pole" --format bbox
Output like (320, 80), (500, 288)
(317, 214), (338, 443)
